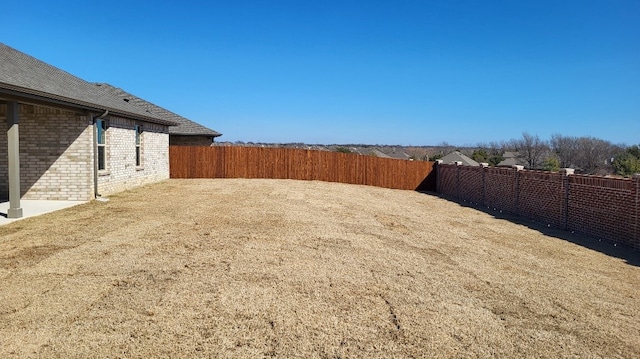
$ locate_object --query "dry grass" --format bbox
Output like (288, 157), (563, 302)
(0, 178), (639, 358)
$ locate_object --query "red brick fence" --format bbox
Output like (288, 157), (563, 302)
(437, 163), (640, 250)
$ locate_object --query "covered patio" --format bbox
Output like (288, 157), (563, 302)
(0, 199), (86, 225)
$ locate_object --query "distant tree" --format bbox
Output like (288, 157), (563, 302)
(515, 132), (548, 169)
(335, 147), (352, 153)
(486, 142), (506, 166)
(627, 145), (640, 158)
(474, 142), (504, 166)
(550, 134), (578, 168)
(430, 153), (444, 161)
(503, 138), (522, 153)
(612, 145), (640, 176)
(487, 154), (505, 167)
(471, 149), (488, 163)
(437, 141), (455, 155)
(541, 155), (561, 172)
(574, 137), (615, 174)
(405, 147), (429, 161)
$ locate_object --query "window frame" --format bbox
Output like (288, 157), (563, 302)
(96, 119), (107, 171)
(135, 124), (142, 167)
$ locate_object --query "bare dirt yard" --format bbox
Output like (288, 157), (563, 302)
(1, 179), (639, 358)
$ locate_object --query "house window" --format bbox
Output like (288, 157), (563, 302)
(135, 124), (142, 166)
(97, 119), (107, 170)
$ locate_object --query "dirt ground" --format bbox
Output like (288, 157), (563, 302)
(1, 179), (639, 358)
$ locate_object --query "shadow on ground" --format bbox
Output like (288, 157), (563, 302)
(418, 191), (640, 268)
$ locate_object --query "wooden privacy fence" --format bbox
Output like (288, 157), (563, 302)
(170, 146), (436, 191)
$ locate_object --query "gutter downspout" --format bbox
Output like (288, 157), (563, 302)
(92, 110), (108, 198)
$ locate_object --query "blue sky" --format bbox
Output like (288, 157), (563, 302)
(3, 0), (639, 146)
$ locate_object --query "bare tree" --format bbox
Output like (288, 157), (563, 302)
(404, 147), (429, 161)
(482, 141), (506, 166)
(550, 134), (578, 168)
(503, 138), (521, 153)
(516, 132), (548, 169)
(574, 137), (615, 174)
(488, 141), (505, 155)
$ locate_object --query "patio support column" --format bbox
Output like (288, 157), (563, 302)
(7, 101), (23, 218)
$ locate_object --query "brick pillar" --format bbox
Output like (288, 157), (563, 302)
(480, 163), (488, 206)
(435, 159), (443, 193)
(633, 174), (640, 249)
(454, 161), (462, 199)
(512, 165), (524, 215)
(560, 168), (575, 230)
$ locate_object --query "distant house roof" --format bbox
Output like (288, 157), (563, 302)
(497, 157), (519, 167)
(370, 149), (391, 158)
(95, 83), (221, 137)
(439, 151), (479, 166)
(380, 148), (411, 160)
(497, 152), (527, 167)
(0, 42), (174, 126)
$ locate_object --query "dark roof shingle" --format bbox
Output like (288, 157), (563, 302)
(95, 83), (221, 137)
(0, 42), (207, 130)
(439, 151), (480, 166)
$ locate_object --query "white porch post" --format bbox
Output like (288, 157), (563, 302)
(7, 101), (22, 218)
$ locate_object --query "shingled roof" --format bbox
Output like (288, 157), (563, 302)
(95, 83), (221, 137)
(0, 42), (176, 126)
(439, 151), (480, 166)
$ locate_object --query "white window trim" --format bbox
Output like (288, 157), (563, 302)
(97, 119), (108, 172)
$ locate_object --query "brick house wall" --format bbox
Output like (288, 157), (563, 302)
(0, 104), (93, 201)
(0, 107), (6, 199)
(1, 104), (170, 201)
(437, 163), (640, 250)
(97, 116), (169, 196)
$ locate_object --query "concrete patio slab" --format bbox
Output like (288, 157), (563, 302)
(0, 200), (86, 226)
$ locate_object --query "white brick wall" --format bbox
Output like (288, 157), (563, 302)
(97, 116), (169, 196)
(0, 104), (93, 200)
(1, 104), (170, 201)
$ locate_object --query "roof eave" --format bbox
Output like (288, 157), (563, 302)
(169, 131), (223, 137)
(0, 84), (179, 126)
